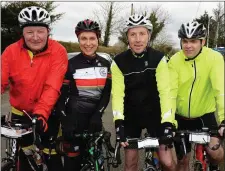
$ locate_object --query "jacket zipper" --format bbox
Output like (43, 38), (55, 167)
(188, 61), (196, 118)
(30, 59), (33, 67)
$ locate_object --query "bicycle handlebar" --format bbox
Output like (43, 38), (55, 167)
(174, 127), (224, 151)
(126, 137), (159, 149)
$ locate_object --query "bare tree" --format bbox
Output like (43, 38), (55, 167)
(92, 2), (126, 47)
(212, 2), (224, 47)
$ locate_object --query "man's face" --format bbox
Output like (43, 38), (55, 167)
(23, 26), (49, 52)
(127, 26), (149, 54)
(78, 31), (98, 57)
(181, 38), (205, 58)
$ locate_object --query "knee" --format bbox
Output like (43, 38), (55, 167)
(208, 147), (224, 163)
(125, 150), (138, 169)
(162, 158), (175, 169)
(207, 138), (224, 163)
(158, 146), (177, 170)
(178, 155), (189, 166)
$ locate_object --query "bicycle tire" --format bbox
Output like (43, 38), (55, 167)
(1, 160), (15, 171)
(103, 161), (110, 171)
(194, 162), (203, 171)
(80, 163), (91, 171)
(143, 166), (157, 171)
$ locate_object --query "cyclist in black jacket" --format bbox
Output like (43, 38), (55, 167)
(57, 19), (112, 171)
(111, 14), (177, 171)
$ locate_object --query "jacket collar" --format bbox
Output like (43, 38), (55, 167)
(18, 38), (52, 56)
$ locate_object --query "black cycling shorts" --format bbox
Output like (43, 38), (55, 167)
(174, 112), (218, 159)
(124, 117), (161, 139)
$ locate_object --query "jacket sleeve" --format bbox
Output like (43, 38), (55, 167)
(55, 64), (71, 116)
(93, 62), (112, 117)
(1, 47), (10, 94)
(210, 53), (224, 124)
(156, 56), (177, 127)
(33, 47), (68, 120)
(111, 60), (125, 122)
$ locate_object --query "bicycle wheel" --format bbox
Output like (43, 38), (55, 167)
(1, 160), (15, 171)
(193, 162), (203, 171)
(80, 163), (92, 171)
(143, 166), (157, 171)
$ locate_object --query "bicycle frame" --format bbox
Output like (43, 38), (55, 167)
(1, 116), (46, 171)
(73, 131), (121, 171)
(194, 144), (208, 171)
(176, 128), (222, 171)
(126, 136), (161, 171)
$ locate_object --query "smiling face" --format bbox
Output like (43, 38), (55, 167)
(181, 38), (205, 58)
(23, 26), (49, 53)
(78, 31), (98, 57)
(127, 26), (150, 54)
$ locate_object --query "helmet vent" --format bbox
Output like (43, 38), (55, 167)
(39, 11), (44, 18)
(32, 10), (37, 21)
(24, 11), (30, 18)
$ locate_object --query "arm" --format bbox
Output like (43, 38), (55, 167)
(168, 57), (179, 124)
(33, 47), (68, 120)
(111, 61), (125, 122)
(93, 64), (112, 117)
(1, 47), (10, 94)
(209, 53), (224, 124)
(156, 56), (177, 127)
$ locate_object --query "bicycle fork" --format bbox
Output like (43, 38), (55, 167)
(195, 144), (207, 171)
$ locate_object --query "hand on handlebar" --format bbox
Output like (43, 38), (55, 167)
(115, 119), (129, 147)
(159, 122), (175, 148)
(218, 120), (225, 138)
(32, 114), (48, 133)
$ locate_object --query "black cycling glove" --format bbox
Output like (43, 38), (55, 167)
(115, 119), (126, 142)
(219, 120), (225, 137)
(159, 122), (175, 148)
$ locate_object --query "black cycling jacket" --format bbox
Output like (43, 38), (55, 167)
(57, 52), (112, 118)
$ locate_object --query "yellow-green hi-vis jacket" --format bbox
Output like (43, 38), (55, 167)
(168, 46), (224, 124)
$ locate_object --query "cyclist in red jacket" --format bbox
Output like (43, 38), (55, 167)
(1, 6), (68, 171)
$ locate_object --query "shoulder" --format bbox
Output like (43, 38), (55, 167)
(68, 52), (81, 63)
(114, 49), (130, 65)
(2, 39), (22, 59)
(169, 50), (184, 64)
(148, 47), (164, 57)
(202, 47), (224, 61)
(97, 54), (111, 68)
(48, 39), (67, 53)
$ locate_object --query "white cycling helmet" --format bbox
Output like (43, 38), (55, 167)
(178, 21), (206, 39)
(124, 14), (153, 33)
(18, 6), (51, 28)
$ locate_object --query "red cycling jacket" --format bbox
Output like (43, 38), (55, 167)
(1, 38), (68, 120)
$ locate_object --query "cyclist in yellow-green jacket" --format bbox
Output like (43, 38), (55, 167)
(169, 21), (225, 171)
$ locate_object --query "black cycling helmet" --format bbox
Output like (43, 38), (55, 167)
(178, 21), (206, 39)
(75, 19), (101, 38)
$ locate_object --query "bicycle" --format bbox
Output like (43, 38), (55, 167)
(175, 127), (225, 171)
(125, 133), (162, 171)
(1, 114), (47, 171)
(56, 130), (122, 171)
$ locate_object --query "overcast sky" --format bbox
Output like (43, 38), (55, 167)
(50, 1), (222, 49)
